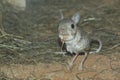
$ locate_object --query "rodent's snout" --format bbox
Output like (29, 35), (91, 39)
(58, 29), (69, 41)
(59, 33), (69, 40)
(59, 31), (74, 41)
(58, 28), (68, 36)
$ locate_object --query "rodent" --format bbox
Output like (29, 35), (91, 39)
(58, 12), (102, 71)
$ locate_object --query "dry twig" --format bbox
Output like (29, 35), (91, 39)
(109, 43), (120, 49)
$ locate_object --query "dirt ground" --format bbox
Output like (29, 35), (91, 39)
(0, 0), (120, 80)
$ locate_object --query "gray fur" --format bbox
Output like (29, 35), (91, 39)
(58, 12), (102, 70)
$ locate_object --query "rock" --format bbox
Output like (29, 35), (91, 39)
(4, 0), (26, 11)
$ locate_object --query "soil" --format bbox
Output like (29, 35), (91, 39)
(0, 0), (120, 80)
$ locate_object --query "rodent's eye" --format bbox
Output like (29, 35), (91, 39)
(71, 24), (74, 29)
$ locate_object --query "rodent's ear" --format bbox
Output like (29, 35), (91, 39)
(72, 12), (80, 24)
(59, 10), (64, 20)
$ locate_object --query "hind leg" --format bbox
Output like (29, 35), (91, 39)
(79, 51), (88, 71)
(68, 54), (79, 71)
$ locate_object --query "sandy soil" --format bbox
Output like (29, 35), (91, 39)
(0, 54), (120, 80)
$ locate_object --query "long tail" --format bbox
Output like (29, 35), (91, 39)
(90, 38), (102, 53)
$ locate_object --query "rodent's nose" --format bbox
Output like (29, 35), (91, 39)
(59, 29), (64, 34)
(59, 28), (68, 36)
